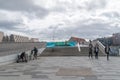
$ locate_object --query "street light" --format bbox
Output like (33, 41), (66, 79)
(50, 26), (59, 52)
(52, 26), (59, 42)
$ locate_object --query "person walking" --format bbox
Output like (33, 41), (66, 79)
(89, 40), (93, 59)
(105, 45), (110, 61)
(94, 44), (99, 59)
(33, 47), (38, 59)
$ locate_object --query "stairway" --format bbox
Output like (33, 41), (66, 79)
(40, 46), (105, 56)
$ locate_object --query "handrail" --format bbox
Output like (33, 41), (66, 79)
(97, 41), (106, 55)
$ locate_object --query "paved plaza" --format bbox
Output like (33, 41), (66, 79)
(0, 56), (120, 80)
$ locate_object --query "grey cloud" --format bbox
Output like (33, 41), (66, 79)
(0, 20), (31, 34)
(101, 11), (120, 19)
(51, 0), (107, 13)
(0, 0), (49, 18)
(0, 0), (32, 11)
(0, 21), (20, 30)
(84, 0), (107, 11)
(25, 18), (120, 41)
(0, 0), (119, 41)
(50, 6), (67, 13)
(40, 20), (120, 40)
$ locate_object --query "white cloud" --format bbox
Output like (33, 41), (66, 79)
(0, 0), (120, 41)
(106, 0), (120, 11)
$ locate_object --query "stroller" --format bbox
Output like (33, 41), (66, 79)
(16, 52), (28, 63)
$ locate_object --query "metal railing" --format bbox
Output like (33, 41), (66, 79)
(93, 40), (106, 55)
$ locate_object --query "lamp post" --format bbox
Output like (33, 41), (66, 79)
(52, 26), (59, 42)
(51, 26), (59, 52)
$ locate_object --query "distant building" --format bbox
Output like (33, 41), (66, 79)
(10, 34), (29, 42)
(0, 31), (4, 42)
(0, 31), (40, 43)
(97, 37), (113, 46)
(2, 35), (11, 42)
(69, 36), (86, 44)
(97, 33), (120, 46)
(30, 38), (39, 42)
(112, 33), (120, 46)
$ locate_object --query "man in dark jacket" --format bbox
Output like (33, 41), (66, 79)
(33, 47), (38, 59)
(105, 45), (110, 61)
(94, 44), (99, 59)
(89, 40), (93, 59)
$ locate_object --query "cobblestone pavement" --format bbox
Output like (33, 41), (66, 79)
(0, 57), (120, 80)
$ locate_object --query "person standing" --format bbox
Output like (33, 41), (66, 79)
(94, 44), (99, 59)
(30, 50), (34, 60)
(105, 45), (110, 61)
(89, 40), (93, 59)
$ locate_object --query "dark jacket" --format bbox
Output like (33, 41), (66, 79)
(94, 46), (99, 53)
(105, 46), (110, 54)
(34, 47), (38, 54)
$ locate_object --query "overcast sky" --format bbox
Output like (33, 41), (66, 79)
(0, 0), (120, 41)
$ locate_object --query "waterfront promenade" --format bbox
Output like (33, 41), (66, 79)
(0, 56), (120, 80)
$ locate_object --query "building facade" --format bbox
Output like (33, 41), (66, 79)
(112, 33), (120, 45)
(97, 37), (113, 46)
(10, 34), (29, 42)
(30, 38), (39, 42)
(69, 36), (86, 44)
(0, 31), (40, 43)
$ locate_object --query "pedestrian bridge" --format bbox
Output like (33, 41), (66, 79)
(0, 41), (106, 65)
(40, 41), (106, 56)
(0, 41), (119, 80)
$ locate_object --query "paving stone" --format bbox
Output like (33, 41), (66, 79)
(82, 76), (98, 80)
(62, 76), (85, 80)
(32, 75), (49, 79)
(23, 71), (43, 75)
(0, 75), (20, 77)
(98, 76), (120, 80)
(56, 68), (94, 76)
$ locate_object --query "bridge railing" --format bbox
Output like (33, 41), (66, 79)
(97, 41), (106, 55)
(92, 40), (106, 55)
(93, 41), (119, 56)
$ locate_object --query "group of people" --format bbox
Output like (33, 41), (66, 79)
(16, 47), (38, 63)
(89, 40), (110, 60)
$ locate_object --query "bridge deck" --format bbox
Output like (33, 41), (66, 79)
(0, 56), (119, 80)
(40, 47), (105, 56)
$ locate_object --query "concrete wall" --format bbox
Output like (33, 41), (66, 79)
(0, 32), (4, 42)
(0, 42), (46, 56)
(0, 48), (45, 66)
(0, 42), (46, 66)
